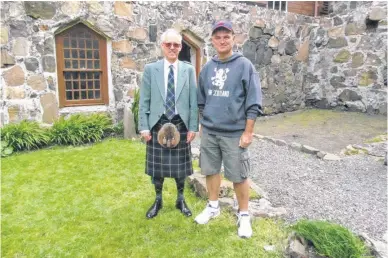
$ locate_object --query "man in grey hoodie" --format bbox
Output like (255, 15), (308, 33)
(194, 21), (262, 238)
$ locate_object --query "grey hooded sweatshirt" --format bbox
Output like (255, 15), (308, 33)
(197, 52), (262, 137)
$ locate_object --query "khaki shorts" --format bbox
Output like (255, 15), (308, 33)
(199, 133), (250, 183)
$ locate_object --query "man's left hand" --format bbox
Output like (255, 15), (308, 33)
(239, 131), (253, 148)
(186, 131), (196, 143)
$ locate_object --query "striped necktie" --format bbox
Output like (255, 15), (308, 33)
(165, 64), (175, 120)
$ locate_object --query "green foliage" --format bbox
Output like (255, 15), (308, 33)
(50, 113), (113, 145)
(1, 141), (13, 157)
(1, 120), (50, 151)
(291, 220), (369, 258)
(111, 121), (124, 137)
(131, 88), (140, 134)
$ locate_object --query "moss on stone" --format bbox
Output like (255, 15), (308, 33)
(333, 49), (351, 63)
(351, 52), (364, 68)
(359, 71), (376, 86)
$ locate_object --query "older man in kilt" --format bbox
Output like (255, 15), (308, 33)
(138, 29), (198, 219)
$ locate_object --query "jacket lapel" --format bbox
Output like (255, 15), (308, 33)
(154, 60), (165, 102)
(176, 61), (187, 100)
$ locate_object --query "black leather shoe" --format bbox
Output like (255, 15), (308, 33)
(175, 199), (192, 217)
(146, 199), (163, 219)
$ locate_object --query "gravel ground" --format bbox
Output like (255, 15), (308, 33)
(248, 139), (387, 241)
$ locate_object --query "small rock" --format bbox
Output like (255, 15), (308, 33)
(317, 151), (326, 159)
(219, 197), (235, 208)
(290, 142), (302, 151)
(253, 134), (264, 139)
(323, 153), (341, 161)
(274, 139), (287, 146)
(191, 147), (200, 159)
(288, 238), (308, 258)
(301, 145), (319, 155)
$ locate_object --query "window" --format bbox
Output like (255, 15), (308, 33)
(55, 24), (108, 107)
(268, 1), (287, 12)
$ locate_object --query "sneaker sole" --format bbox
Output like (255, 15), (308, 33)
(194, 209), (221, 225)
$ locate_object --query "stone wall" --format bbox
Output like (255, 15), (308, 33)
(1, 1), (387, 126)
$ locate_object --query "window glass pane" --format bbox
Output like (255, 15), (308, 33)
(74, 91), (80, 100)
(79, 50), (85, 58)
(87, 60), (93, 69)
(281, 1), (286, 11)
(88, 81), (94, 89)
(72, 60), (78, 68)
(71, 39), (77, 48)
(72, 50), (78, 58)
(77, 31), (85, 38)
(73, 81), (79, 90)
(94, 50), (99, 59)
(95, 90), (100, 99)
(88, 91), (94, 99)
(64, 72), (71, 80)
(66, 81), (72, 90)
(86, 40), (92, 48)
(94, 72), (100, 79)
(66, 91), (72, 100)
(95, 80), (100, 89)
(80, 72), (86, 80)
(81, 91), (87, 99)
(94, 60), (100, 69)
(268, 1), (273, 8)
(64, 49), (70, 58)
(81, 81), (86, 89)
(64, 38), (69, 47)
(274, 1), (280, 10)
(80, 60), (86, 69)
(79, 40), (85, 48)
(87, 73), (93, 79)
(65, 60), (71, 68)
(72, 72), (79, 80)
(87, 50), (93, 59)
(93, 40), (99, 49)
(85, 32), (91, 38)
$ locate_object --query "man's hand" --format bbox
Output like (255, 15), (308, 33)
(239, 131), (253, 148)
(186, 131), (196, 143)
(141, 131), (152, 142)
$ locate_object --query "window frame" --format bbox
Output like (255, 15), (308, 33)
(55, 24), (109, 108)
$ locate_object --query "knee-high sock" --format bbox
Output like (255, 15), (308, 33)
(175, 177), (186, 200)
(153, 177), (164, 200)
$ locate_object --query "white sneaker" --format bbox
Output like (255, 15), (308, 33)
(194, 204), (220, 224)
(237, 214), (253, 238)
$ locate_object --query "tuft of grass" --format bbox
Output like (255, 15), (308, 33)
(2, 138), (287, 257)
(291, 220), (370, 258)
(365, 134), (387, 143)
(1, 120), (50, 151)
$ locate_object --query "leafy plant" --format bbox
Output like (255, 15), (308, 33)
(112, 121), (124, 137)
(50, 113), (113, 145)
(1, 141), (13, 157)
(291, 220), (369, 258)
(1, 120), (50, 151)
(131, 88), (140, 134)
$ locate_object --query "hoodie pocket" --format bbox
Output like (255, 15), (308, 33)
(203, 104), (236, 128)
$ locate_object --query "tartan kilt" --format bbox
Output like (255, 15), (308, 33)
(145, 115), (193, 178)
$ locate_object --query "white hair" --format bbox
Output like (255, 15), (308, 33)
(160, 29), (182, 43)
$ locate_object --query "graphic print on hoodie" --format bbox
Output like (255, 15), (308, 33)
(198, 52), (262, 137)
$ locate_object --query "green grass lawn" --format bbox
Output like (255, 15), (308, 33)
(2, 138), (287, 257)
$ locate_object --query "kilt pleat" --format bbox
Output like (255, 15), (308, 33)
(145, 115), (193, 178)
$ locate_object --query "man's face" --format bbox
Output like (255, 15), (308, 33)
(161, 38), (182, 62)
(211, 30), (234, 56)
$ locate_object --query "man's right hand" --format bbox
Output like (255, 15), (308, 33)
(141, 131), (152, 142)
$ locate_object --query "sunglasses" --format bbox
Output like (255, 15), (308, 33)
(163, 42), (181, 48)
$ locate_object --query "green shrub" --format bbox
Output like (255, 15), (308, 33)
(1, 141), (13, 157)
(131, 88), (140, 134)
(112, 121), (124, 137)
(291, 220), (369, 258)
(50, 113), (113, 145)
(1, 120), (50, 151)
